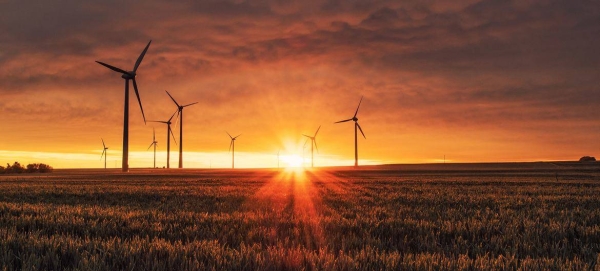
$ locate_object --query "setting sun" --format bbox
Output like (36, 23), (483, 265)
(280, 154), (304, 168)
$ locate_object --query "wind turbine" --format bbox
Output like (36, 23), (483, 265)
(166, 90), (198, 169)
(100, 138), (109, 169)
(149, 111), (178, 168)
(227, 132), (241, 169)
(335, 96), (366, 167)
(96, 40), (151, 172)
(147, 128), (158, 168)
(303, 125), (321, 168)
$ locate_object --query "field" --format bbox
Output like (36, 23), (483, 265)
(0, 162), (599, 270)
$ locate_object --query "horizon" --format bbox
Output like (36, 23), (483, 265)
(1, 1), (599, 169)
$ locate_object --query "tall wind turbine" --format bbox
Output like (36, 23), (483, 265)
(96, 40), (151, 172)
(166, 91), (198, 169)
(100, 138), (109, 169)
(227, 132), (241, 169)
(335, 96), (366, 167)
(303, 125), (321, 168)
(149, 111), (178, 168)
(147, 128), (158, 168)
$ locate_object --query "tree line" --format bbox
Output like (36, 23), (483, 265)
(0, 162), (53, 174)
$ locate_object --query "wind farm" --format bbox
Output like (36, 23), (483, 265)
(1, 2), (599, 270)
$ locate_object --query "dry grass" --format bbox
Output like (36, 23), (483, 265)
(0, 165), (599, 270)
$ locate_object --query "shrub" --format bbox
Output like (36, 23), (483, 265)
(579, 156), (596, 162)
(5, 162), (25, 174)
(2, 162), (53, 174)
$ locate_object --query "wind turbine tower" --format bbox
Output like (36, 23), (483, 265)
(335, 96), (366, 167)
(227, 132), (241, 169)
(100, 138), (109, 169)
(149, 111), (178, 168)
(166, 91), (198, 169)
(303, 125), (321, 168)
(147, 128), (158, 168)
(96, 40), (151, 172)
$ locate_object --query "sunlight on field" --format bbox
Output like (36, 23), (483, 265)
(0, 167), (599, 269)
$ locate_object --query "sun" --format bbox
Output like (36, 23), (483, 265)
(281, 154), (304, 168)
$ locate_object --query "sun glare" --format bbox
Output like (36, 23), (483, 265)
(281, 154), (304, 168)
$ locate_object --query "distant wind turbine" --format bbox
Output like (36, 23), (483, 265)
(303, 125), (321, 168)
(100, 138), (109, 169)
(96, 40), (151, 172)
(148, 111), (178, 168)
(147, 128), (158, 168)
(335, 96), (366, 167)
(227, 132), (241, 169)
(166, 90), (198, 169)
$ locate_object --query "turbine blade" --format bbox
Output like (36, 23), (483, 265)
(100, 149), (105, 160)
(302, 134), (311, 138)
(165, 90), (180, 107)
(226, 131), (233, 139)
(353, 96), (363, 118)
(304, 139), (308, 147)
(169, 126), (178, 145)
(314, 125), (321, 137)
(168, 109), (178, 122)
(229, 140), (233, 152)
(183, 102), (199, 107)
(133, 40), (152, 72)
(96, 61), (128, 74)
(147, 142), (154, 151)
(172, 110), (180, 130)
(148, 120), (168, 124)
(132, 79), (146, 124)
(357, 122), (366, 139)
(101, 138), (106, 148)
(314, 139), (319, 153)
(335, 118), (353, 123)
(234, 134), (241, 139)
(153, 128), (155, 141)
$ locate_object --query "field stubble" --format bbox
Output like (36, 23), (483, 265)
(0, 165), (599, 270)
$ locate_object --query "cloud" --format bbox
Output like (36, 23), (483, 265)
(0, 0), (599, 164)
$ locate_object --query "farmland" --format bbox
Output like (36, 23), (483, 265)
(0, 162), (599, 270)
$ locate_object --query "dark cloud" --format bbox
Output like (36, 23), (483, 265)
(0, 0), (599, 161)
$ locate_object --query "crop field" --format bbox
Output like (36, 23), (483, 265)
(0, 163), (599, 270)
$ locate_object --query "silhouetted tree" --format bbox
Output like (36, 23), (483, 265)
(38, 163), (53, 173)
(579, 156), (596, 162)
(2, 162), (53, 174)
(5, 162), (25, 173)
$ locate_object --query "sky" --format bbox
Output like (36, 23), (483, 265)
(0, 0), (599, 168)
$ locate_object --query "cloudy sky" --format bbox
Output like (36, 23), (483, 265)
(0, 0), (598, 168)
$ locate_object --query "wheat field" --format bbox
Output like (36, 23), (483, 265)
(0, 164), (599, 270)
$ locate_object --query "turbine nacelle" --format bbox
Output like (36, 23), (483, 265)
(121, 71), (136, 80)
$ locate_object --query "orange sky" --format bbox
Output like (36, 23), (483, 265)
(0, 1), (599, 168)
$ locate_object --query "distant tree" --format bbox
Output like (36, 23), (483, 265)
(5, 162), (25, 174)
(1, 162), (53, 174)
(38, 163), (53, 173)
(579, 156), (596, 162)
(26, 163), (38, 173)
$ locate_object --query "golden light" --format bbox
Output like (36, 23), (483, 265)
(281, 154), (304, 168)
